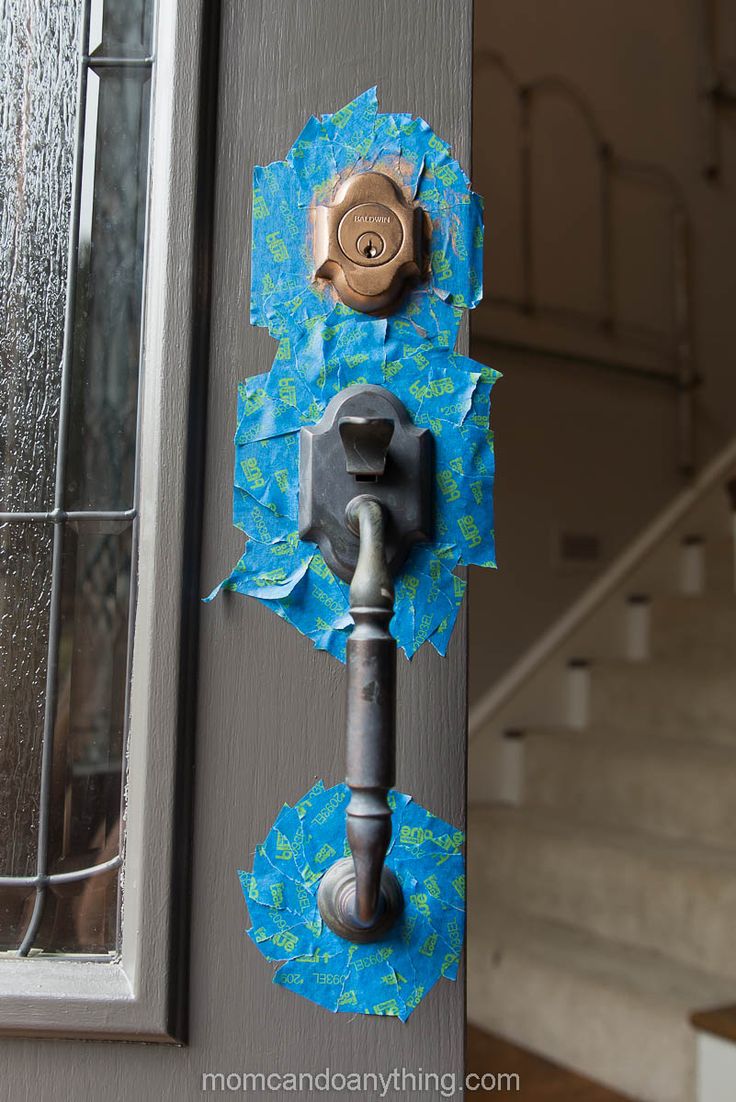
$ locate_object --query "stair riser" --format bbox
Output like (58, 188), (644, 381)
(650, 604), (736, 663)
(591, 672), (736, 745)
(704, 545), (736, 594)
(471, 824), (736, 979)
(524, 737), (736, 849)
(467, 934), (694, 1102)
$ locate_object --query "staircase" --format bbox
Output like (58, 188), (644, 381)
(468, 442), (736, 1102)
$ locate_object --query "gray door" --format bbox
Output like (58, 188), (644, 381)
(197, 0), (470, 1085)
(1, 1), (470, 1095)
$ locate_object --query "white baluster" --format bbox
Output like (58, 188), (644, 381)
(500, 729), (524, 807)
(679, 534), (705, 596)
(727, 478), (736, 594)
(625, 594), (651, 662)
(567, 659), (590, 731)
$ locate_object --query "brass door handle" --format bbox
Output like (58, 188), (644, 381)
(299, 385), (433, 941)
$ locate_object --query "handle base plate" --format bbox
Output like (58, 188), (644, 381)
(317, 857), (403, 943)
(299, 384), (433, 583)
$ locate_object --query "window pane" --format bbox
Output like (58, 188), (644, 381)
(50, 521), (131, 875)
(88, 0), (154, 57)
(0, 523), (53, 880)
(65, 69), (151, 511)
(0, 1), (81, 512)
(38, 873), (120, 955)
(0, 887), (36, 955)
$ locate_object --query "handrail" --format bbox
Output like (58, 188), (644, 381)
(471, 335), (700, 390)
(469, 436), (736, 740)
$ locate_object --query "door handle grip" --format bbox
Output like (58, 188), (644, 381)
(318, 496), (403, 942)
(345, 496), (396, 926)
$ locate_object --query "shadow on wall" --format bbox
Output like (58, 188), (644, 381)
(470, 0), (736, 698)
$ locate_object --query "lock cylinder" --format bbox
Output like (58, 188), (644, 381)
(314, 171), (424, 314)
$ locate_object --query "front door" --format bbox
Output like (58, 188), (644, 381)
(0, 1), (471, 1096)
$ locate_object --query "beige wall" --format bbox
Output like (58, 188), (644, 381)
(470, 0), (736, 698)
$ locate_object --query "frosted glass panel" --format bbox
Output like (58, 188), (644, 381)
(0, 1), (81, 513)
(0, 0), (154, 956)
(0, 523), (53, 881)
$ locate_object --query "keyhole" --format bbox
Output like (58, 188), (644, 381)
(354, 230), (386, 262)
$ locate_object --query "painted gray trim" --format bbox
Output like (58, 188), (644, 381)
(0, 0), (204, 1040)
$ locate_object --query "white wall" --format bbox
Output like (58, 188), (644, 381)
(470, 0), (736, 698)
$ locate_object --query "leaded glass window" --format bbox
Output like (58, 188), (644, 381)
(0, 0), (155, 956)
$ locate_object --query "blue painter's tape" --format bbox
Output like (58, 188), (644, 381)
(206, 88), (499, 662)
(238, 780), (465, 1020)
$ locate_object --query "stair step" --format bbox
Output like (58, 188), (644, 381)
(469, 806), (736, 979)
(467, 894), (736, 1102)
(650, 594), (736, 662)
(523, 727), (736, 849)
(590, 659), (736, 745)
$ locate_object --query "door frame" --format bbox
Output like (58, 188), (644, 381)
(0, 0), (214, 1041)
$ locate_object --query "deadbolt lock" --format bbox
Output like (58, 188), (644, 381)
(314, 172), (424, 314)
